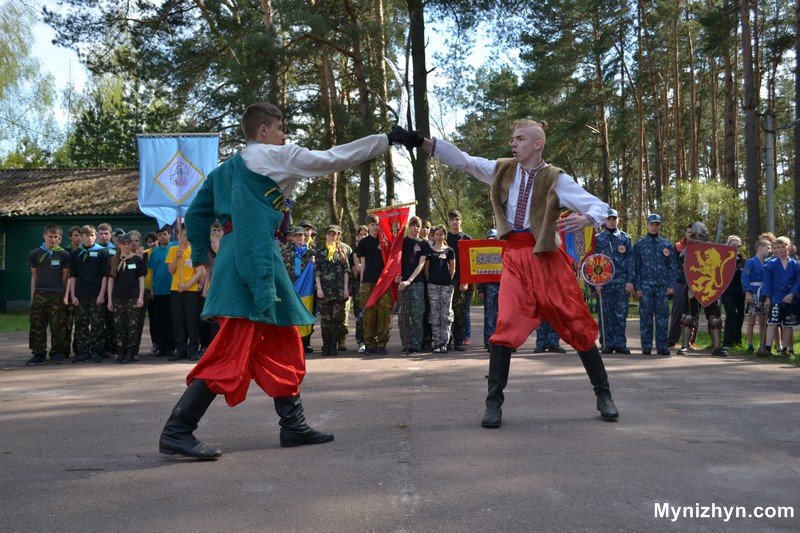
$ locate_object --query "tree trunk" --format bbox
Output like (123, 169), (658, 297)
(709, 55), (719, 182)
(640, 0), (664, 208)
(374, 0), (396, 205)
(795, 0), (800, 241)
(723, 0), (739, 191)
(407, 0), (431, 220)
(593, 13), (612, 201)
(741, 0), (761, 247)
(318, 46), (339, 224)
(672, 6), (685, 182)
(686, 7), (699, 180)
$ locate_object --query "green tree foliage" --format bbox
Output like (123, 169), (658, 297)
(34, 0), (798, 243)
(64, 75), (176, 167)
(0, 1), (60, 165)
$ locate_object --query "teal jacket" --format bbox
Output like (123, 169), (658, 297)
(185, 153), (315, 326)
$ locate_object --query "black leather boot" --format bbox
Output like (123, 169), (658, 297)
(578, 346), (619, 421)
(274, 394), (334, 447)
(302, 335), (314, 353)
(481, 344), (512, 428)
(329, 324), (339, 356)
(159, 379), (222, 459)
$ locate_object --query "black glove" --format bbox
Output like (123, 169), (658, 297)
(387, 126), (409, 145)
(404, 130), (425, 149)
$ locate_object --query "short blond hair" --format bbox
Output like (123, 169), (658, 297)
(726, 235), (741, 246)
(513, 119), (548, 133)
(774, 236), (791, 247)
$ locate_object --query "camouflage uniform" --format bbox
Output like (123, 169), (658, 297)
(337, 241), (353, 350)
(29, 293), (69, 357)
(447, 231), (472, 349)
(73, 299), (106, 357)
(70, 244), (108, 360)
(633, 229), (677, 352)
(534, 320), (562, 351)
(99, 245), (118, 356)
(314, 239), (350, 355)
(113, 298), (142, 360)
(28, 246), (71, 361)
(360, 282), (392, 351)
(398, 236), (430, 352)
(282, 242), (314, 283)
(428, 284), (454, 349)
(477, 282), (499, 349)
(352, 275), (364, 346)
(399, 283), (425, 352)
(594, 225), (635, 351)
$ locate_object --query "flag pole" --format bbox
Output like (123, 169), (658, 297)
(366, 200), (417, 214)
(176, 214), (184, 282)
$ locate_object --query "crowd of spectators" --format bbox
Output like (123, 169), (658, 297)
(22, 212), (800, 365)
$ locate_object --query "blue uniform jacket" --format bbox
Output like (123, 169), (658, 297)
(594, 227), (634, 286)
(741, 256), (766, 295)
(762, 256), (800, 303)
(633, 234), (677, 291)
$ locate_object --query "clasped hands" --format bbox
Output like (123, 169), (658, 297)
(387, 126), (425, 151)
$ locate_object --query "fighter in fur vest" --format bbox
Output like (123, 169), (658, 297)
(400, 119), (619, 427)
(490, 159), (562, 253)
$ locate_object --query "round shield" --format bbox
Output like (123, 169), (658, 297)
(581, 253), (615, 287)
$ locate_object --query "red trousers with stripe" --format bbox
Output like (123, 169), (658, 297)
(186, 317), (306, 406)
(490, 232), (598, 352)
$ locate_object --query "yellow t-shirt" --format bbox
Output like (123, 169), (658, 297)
(165, 245), (200, 292)
(143, 249), (153, 291)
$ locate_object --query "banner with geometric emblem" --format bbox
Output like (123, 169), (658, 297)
(684, 240), (738, 307)
(457, 239), (506, 284)
(137, 133), (219, 228)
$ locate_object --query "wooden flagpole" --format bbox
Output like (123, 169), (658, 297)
(366, 200), (417, 214)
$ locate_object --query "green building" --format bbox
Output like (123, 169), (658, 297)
(0, 168), (158, 312)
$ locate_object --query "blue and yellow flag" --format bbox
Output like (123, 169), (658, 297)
(294, 262), (316, 337)
(137, 133), (219, 227)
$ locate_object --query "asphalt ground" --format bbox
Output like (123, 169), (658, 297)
(1, 310), (798, 532)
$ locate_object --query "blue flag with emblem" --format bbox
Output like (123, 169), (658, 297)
(137, 133), (220, 228)
(293, 262), (316, 337)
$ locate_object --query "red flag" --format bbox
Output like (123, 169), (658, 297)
(365, 205), (411, 308)
(457, 239), (506, 284)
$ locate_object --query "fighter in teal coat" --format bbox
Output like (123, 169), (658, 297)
(159, 103), (409, 459)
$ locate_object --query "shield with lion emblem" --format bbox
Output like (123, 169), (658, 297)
(684, 241), (738, 307)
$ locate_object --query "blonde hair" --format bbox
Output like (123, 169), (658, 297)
(774, 236), (791, 247)
(513, 119), (548, 132)
(726, 235), (741, 246)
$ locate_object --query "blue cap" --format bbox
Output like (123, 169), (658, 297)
(486, 229), (498, 239)
(647, 213), (662, 224)
(607, 208), (618, 218)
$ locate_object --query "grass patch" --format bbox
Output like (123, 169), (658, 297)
(0, 313), (30, 332)
(678, 331), (799, 367)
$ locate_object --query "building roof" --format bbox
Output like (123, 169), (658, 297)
(0, 168), (142, 216)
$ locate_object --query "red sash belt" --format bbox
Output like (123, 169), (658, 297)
(505, 230), (536, 249)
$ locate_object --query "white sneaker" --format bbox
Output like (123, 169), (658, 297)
(357, 344), (366, 353)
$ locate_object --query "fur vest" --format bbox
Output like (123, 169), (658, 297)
(489, 158), (563, 254)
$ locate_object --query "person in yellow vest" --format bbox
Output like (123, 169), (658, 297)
(165, 228), (204, 362)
